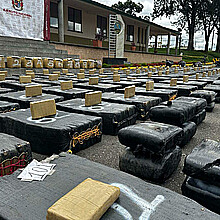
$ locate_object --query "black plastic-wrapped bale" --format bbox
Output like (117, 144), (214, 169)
(0, 80), (49, 91)
(206, 102), (215, 112)
(204, 85), (220, 102)
(0, 133), (32, 177)
(153, 83), (198, 97)
(100, 80), (142, 87)
(0, 153), (218, 220)
(119, 146), (182, 183)
(191, 109), (206, 125)
(0, 109), (102, 155)
(118, 122), (183, 154)
(74, 82), (122, 92)
(57, 99), (137, 135)
(162, 80), (207, 89)
(190, 90), (216, 104)
(32, 79), (61, 86)
(174, 97), (207, 114)
(102, 92), (161, 120)
(116, 87), (178, 102)
(0, 91), (64, 109)
(182, 176), (220, 215)
(179, 122), (197, 147)
(0, 101), (19, 113)
(183, 139), (220, 186)
(42, 86), (92, 100)
(149, 102), (196, 126)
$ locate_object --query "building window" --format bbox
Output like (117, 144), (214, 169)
(68, 7), (82, 32)
(97, 15), (107, 36)
(50, 2), (58, 28)
(127, 25), (134, 42)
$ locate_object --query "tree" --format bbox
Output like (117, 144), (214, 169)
(214, 0), (220, 53)
(198, 0), (219, 52)
(152, 0), (201, 51)
(112, 0), (144, 16)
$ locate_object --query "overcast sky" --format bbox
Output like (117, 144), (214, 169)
(97, 0), (217, 50)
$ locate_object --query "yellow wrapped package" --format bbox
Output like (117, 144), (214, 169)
(21, 57), (33, 68)
(43, 58), (54, 69)
(54, 58), (63, 68)
(7, 56), (21, 68)
(0, 55), (5, 68)
(63, 58), (73, 69)
(88, 59), (95, 69)
(33, 58), (43, 68)
(80, 60), (88, 69)
(73, 59), (80, 69)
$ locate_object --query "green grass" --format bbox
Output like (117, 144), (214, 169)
(148, 48), (220, 63)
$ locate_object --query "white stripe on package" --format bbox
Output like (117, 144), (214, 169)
(111, 183), (165, 220)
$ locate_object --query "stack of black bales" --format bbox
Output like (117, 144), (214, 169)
(204, 85), (220, 103)
(190, 90), (216, 112)
(182, 139), (220, 215)
(118, 121), (183, 182)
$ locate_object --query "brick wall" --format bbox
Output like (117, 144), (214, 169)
(52, 43), (182, 63)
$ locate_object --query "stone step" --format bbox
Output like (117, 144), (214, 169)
(0, 43), (55, 49)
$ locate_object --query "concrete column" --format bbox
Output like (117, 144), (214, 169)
(167, 32), (171, 55)
(175, 35), (179, 56)
(154, 35), (158, 53)
(145, 25), (150, 52)
(58, 0), (65, 43)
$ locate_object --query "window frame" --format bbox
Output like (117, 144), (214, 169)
(127, 25), (134, 42)
(97, 15), (107, 37)
(68, 7), (82, 33)
(50, 2), (58, 29)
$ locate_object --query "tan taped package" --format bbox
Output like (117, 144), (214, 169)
(146, 81), (154, 91)
(33, 58), (43, 68)
(0, 70), (8, 77)
(19, 76), (31, 84)
(170, 78), (177, 86)
(165, 70), (169, 75)
(7, 56), (21, 68)
(125, 70), (130, 75)
(124, 85), (135, 98)
(62, 69), (68, 74)
(60, 80), (73, 91)
(148, 72), (152, 78)
(89, 77), (99, 85)
(77, 73), (85, 79)
(99, 69), (103, 74)
(43, 58), (54, 69)
(49, 74), (59, 81)
(46, 178), (120, 220)
(113, 71), (118, 76)
(99, 75), (108, 78)
(30, 99), (56, 120)
(95, 60), (102, 69)
(113, 75), (120, 82)
(63, 58), (73, 69)
(80, 60), (88, 69)
(26, 85), (42, 97)
(158, 71), (163, 76)
(0, 56), (5, 68)
(0, 74), (5, 81)
(196, 73), (200, 80)
(21, 57), (33, 68)
(73, 59), (80, 69)
(26, 72), (35, 79)
(174, 69), (178, 74)
(54, 59), (63, 69)
(89, 70), (95, 75)
(127, 77), (136, 81)
(136, 69), (140, 74)
(85, 91), (102, 107)
(208, 71), (211, 77)
(43, 69), (50, 75)
(183, 75), (189, 83)
(79, 69), (85, 73)
(202, 72), (206, 77)
(53, 71), (61, 77)
(88, 60), (95, 69)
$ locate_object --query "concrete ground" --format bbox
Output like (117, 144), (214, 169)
(33, 103), (220, 195)
(75, 103), (220, 195)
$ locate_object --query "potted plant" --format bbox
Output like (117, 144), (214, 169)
(93, 30), (107, 47)
(131, 42), (136, 51)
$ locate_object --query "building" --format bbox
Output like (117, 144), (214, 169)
(50, 0), (181, 63)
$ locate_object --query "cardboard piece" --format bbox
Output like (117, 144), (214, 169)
(89, 77), (99, 85)
(170, 78), (177, 86)
(148, 72), (152, 77)
(21, 57), (33, 68)
(0, 56), (5, 68)
(85, 91), (102, 107)
(88, 60), (95, 69)
(99, 69), (104, 74)
(30, 99), (56, 120)
(0, 74), (5, 81)
(158, 71), (163, 76)
(60, 80), (73, 91)
(113, 75), (120, 82)
(26, 72), (35, 79)
(73, 60), (80, 69)
(183, 75), (189, 83)
(49, 74), (59, 81)
(196, 73), (200, 79)
(46, 178), (120, 220)
(26, 85), (42, 97)
(146, 81), (154, 91)
(89, 70), (95, 75)
(80, 60), (88, 69)
(43, 69), (50, 75)
(202, 72), (206, 77)
(19, 76), (32, 84)
(63, 59), (73, 69)
(0, 70), (8, 77)
(53, 71), (61, 77)
(7, 56), (21, 68)
(77, 73), (85, 79)
(124, 85), (135, 98)
(54, 59), (63, 69)
(43, 58), (54, 69)
(113, 71), (118, 75)
(208, 71), (211, 77)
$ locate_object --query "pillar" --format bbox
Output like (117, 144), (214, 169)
(58, 0), (64, 43)
(175, 35), (179, 56)
(145, 25), (150, 52)
(167, 32), (171, 55)
(154, 35), (158, 53)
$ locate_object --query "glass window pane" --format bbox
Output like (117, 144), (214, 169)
(68, 7), (74, 22)
(50, 2), (58, 18)
(68, 21), (74, 31)
(75, 9), (81, 23)
(75, 23), (82, 32)
(50, 17), (58, 28)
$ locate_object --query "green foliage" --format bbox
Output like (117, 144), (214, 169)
(112, 0), (144, 16)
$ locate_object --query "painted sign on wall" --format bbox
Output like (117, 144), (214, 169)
(0, 0), (44, 40)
